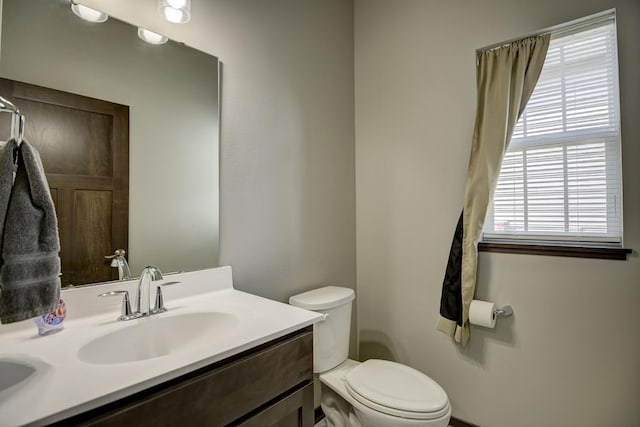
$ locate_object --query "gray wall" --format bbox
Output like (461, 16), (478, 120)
(0, 0), (219, 276)
(78, 0), (357, 322)
(355, 0), (639, 426)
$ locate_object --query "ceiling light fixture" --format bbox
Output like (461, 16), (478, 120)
(70, 1), (108, 23)
(158, 0), (191, 24)
(137, 28), (169, 45)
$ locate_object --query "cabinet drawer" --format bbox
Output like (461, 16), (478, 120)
(77, 328), (313, 427)
(235, 382), (314, 427)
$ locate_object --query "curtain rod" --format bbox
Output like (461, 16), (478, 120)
(476, 8), (616, 53)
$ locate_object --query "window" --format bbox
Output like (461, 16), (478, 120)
(483, 13), (623, 248)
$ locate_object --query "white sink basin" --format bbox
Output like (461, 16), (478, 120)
(0, 360), (36, 392)
(77, 312), (239, 365)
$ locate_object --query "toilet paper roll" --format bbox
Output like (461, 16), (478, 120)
(469, 300), (497, 328)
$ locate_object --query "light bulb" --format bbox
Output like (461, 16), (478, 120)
(167, 0), (188, 8)
(162, 7), (187, 23)
(158, 0), (191, 24)
(137, 28), (169, 45)
(71, 2), (108, 23)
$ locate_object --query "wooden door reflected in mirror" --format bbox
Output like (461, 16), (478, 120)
(0, 78), (129, 286)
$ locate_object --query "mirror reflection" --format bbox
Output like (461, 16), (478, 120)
(0, 0), (220, 286)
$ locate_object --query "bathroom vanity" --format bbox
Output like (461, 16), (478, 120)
(66, 327), (314, 426)
(0, 267), (322, 426)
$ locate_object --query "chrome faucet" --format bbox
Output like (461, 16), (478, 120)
(105, 249), (132, 280)
(136, 265), (164, 316)
(98, 265), (180, 321)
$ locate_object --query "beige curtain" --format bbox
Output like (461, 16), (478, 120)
(439, 34), (550, 344)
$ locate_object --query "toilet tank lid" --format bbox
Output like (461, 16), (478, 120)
(289, 286), (355, 310)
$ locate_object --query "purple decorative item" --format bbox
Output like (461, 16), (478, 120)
(34, 298), (66, 336)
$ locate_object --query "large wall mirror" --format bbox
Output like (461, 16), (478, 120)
(0, 0), (220, 286)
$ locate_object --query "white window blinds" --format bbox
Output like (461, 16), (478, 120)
(484, 14), (623, 244)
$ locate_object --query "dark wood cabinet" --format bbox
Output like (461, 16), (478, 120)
(237, 383), (314, 427)
(59, 327), (314, 427)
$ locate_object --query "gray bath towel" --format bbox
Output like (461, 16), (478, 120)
(0, 140), (60, 324)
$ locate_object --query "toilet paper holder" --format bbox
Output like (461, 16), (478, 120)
(494, 305), (513, 317)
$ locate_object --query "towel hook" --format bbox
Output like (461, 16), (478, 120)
(0, 96), (25, 144)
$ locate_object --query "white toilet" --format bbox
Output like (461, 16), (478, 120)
(290, 286), (451, 427)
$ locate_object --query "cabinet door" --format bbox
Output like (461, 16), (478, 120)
(235, 383), (314, 427)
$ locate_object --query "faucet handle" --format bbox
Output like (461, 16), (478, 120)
(104, 249), (126, 259)
(151, 281), (181, 314)
(98, 290), (138, 321)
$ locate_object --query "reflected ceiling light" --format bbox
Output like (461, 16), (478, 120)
(137, 28), (169, 45)
(70, 1), (108, 23)
(158, 0), (191, 24)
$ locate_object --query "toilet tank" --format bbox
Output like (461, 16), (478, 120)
(289, 286), (355, 373)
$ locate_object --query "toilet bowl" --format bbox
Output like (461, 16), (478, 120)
(289, 287), (450, 427)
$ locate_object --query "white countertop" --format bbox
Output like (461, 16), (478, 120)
(0, 266), (323, 426)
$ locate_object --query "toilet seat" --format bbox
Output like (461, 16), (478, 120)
(344, 359), (450, 420)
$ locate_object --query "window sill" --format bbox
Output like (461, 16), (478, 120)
(478, 241), (632, 260)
